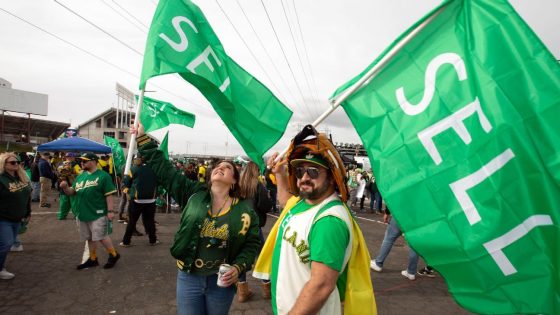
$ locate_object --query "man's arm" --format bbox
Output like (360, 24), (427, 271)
(59, 181), (75, 196)
(106, 194), (115, 219)
(288, 261), (339, 315)
(267, 152), (292, 208)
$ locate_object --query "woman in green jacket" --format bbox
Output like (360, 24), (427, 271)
(0, 153), (32, 280)
(133, 125), (261, 315)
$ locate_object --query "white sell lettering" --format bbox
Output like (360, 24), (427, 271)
(159, 16), (198, 52)
(483, 215), (553, 275)
(407, 51), (546, 277)
(417, 98), (492, 165)
(449, 149), (515, 225)
(187, 46), (230, 92)
(396, 52), (467, 116)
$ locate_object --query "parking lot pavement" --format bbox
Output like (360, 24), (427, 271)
(0, 191), (471, 314)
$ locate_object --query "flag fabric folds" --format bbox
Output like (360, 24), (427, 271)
(159, 131), (169, 160)
(140, 0), (292, 170)
(138, 95), (195, 133)
(103, 136), (126, 176)
(333, 0), (560, 314)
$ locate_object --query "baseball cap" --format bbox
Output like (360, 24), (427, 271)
(80, 153), (98, 161)
(290, 152), (329, 169)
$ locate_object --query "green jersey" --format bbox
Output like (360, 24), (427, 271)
(72, 169), (116, 222)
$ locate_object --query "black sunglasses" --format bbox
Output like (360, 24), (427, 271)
(7, 160), (20, 166)
(295, 166), (322, 179)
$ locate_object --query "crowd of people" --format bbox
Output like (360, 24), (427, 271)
(0, 123), (435, 314)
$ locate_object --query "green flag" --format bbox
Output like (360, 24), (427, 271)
(159, 131), (169, 160)
(140, 0), (292, 170)
(138, 95), (195, 133)
(333, 1), (560, 314)
(103, 136), (126, 176)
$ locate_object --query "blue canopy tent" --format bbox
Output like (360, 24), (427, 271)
(37, 137), (111, 154)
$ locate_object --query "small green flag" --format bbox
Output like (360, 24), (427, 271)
(159, 131), (169, 160)
(139, 0), (292, 170)
(138, 95), (195, 133)
(103, 136), (126, 176)
(333, 0), (560, 314)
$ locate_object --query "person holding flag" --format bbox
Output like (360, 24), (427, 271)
(254, 125), (376, 315)
(131, 123), (261, 315)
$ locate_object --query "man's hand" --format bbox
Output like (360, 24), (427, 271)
(383, 213), (390, 224)
(107, 212), (115, 220)
(267, 152), (291, 208)
(59, 181), (68, 189)
(267, 152), (287, 175)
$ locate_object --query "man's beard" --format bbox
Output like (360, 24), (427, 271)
(298, 180), (331, 201)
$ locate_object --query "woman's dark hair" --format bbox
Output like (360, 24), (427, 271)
(209, 160), (241, 198)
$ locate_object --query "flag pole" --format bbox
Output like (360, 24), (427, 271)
(124, 88), (145, 176)
(273, 4), (446, 162)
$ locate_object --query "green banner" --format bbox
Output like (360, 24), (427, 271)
(138, 95), (195, 133)
(140, 0), (292, 170)
(159, 131), (169, 160)
(103, 136), (126, 176)
(333, 0), (560, 314)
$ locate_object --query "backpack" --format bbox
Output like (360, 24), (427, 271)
(254, 183), (273, 227)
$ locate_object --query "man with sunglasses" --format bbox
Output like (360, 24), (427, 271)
(254, 125), (376, 315)
(60, 153), (120, 270)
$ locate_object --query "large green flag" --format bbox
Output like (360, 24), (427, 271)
(159, 131), (169, 160)
(140, 0), (292, 170)
(104, 136), (126, 176)
(138, 95), (195, 133)
(333, 1), (560, 314)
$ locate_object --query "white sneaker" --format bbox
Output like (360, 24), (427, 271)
(0, 268), (15, 280)
(401, 270), (416, 281)
(10, 244), (23, 252)
(370, 260), (382, 272)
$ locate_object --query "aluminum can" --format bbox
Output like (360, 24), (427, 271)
(217, 264), (232, 287)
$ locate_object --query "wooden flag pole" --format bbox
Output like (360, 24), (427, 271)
(124, 88), (146, 176)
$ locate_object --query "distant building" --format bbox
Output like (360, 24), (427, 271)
(77, 107), (135, 149)
(0, 78), (68, 151)
(334, 142), (367, 157)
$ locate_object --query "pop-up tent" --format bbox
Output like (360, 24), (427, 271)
(37, 137), (111, 154)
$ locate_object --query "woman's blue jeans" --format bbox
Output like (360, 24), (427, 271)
(176, 270), (236, 315)
(0, 219), (20, 270)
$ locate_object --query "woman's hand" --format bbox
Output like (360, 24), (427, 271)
(221, 266), (239, 287)
(129, 119), (145, 137)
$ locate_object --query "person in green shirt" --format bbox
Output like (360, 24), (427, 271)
(60, 153), (120, 270)
(131, 123), (260, 315)
(256, 125), (375, 315)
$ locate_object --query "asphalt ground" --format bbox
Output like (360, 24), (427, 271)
(0, 189), (472, 314)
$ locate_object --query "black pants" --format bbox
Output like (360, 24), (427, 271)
(360, 195), (366, 210)
(122, 202), (157, 244)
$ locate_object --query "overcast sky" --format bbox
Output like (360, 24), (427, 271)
(1, 0), (558, 157)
